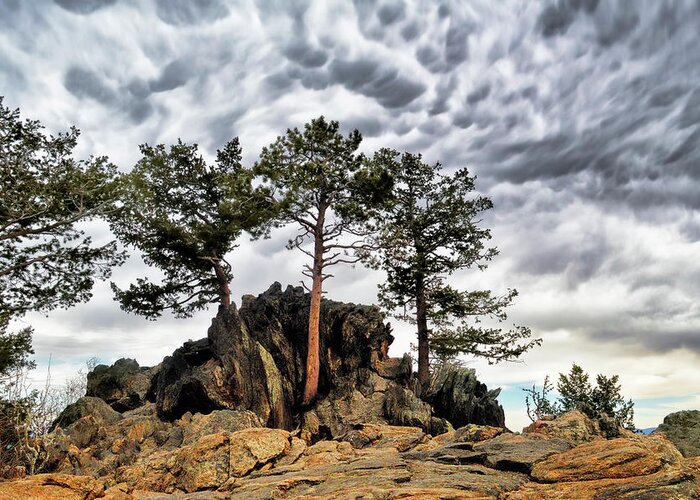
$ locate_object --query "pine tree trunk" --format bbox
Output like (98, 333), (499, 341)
(302, 264), (322, 406)
(302, 209), (326, 406)
(416, 275), (430, 389)
(212, 259), (231, 307)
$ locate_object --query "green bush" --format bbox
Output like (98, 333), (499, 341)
(523, 363), (635, 431)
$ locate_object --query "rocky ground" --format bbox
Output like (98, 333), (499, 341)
(1, 406), (699, 499)
(1, 284), (698, 498)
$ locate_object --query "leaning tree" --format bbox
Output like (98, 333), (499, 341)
(363, 149), (539, 387)
(109, 138), (268, 318)
(254, 117), (390, 406)
(0, 97), (125, 316)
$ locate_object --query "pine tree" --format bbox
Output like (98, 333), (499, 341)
(110, 138), (267, 318)
(0, 97), (125, 315)
(364, 149), (539, 387)
(254, 117), (390, 405)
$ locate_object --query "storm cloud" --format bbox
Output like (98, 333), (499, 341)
(3, 0), (700, 431)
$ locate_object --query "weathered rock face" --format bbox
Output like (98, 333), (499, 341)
(86, 358), (156, 412)
(655, 409), (700, 458)
(150, 283), (401, 428)
(423, 363), (506, 429)
(522, 408), (626, 445)
(142, 282), (502, 436)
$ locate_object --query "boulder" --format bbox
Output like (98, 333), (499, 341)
(531, 433), (683, 482)
(654, 409), (700, 457)
(50, 396), (122, 431)
(87, 358), (156, 412)
(454, 423), (504, 443)
(22, 411), (700, 498)
(507, 461), (700, 499)
(522, 409), (617, 445)
(423, 364), (505, 428)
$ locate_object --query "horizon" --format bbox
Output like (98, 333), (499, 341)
(3, 0), (700, 432)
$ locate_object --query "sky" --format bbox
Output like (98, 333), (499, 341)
(2, 0), (700, 432)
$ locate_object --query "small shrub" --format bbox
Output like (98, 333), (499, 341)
(523, 374), (559, 422)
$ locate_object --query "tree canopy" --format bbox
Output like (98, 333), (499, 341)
(0, 98), (125, 316)
(109, 138), (266, 319)
(255, 116), (391, 405)
(0, 316), (34, 380)
(363, 149), (539, 386)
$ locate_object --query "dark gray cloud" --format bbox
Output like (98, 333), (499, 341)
(206, 109), (246, 152)
(452, 113), (473, 129)
(444, 20), (470, 64)
(54, 0), (117, 15)
(342, 116), (383, 138)
(416, 45), (443, 73)
(64, 66), (154, 124)
(0, 57), (25, 89)
(537, 2), (576, 37)
(377, 1), (405, 25)
(328, 57), (426, 109)
(155, 0), (228, 26)
(64, 66), (117, 104)
(150, 59), (193, 93)
(429, 76), (457, 116)
(536, 0), (599, 38)
(678, 88), (700, 129)
(594, 6), (639, 46)
(466, 83), (491, 105)
(400, 21), (420, 41)
(518, 237), (610, 287)
(590, 323), (700, 354)
(283, 41), (328, 68)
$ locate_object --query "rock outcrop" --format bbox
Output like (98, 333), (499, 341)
(3, 408), (700, 499)
(424, 363), (506, 429)
(92, 283), (503, 438)
(654, 409), (700, 458)
(10, 284), (696, 497)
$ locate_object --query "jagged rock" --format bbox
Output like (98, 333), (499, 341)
(114, 428), (293, 493)
(51, 396), (122, 431)
(655, 409), (700, 457)
(384, 384), (436, 432)
(152, 283), (398, 428)
(530, 433), (683, 482)
(473, 433), (572, 473)
(103, 283), (504, 437)
(423, 364), (505, 429)
(339, 423), (427, 453)
(87, 358), (156, 412)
